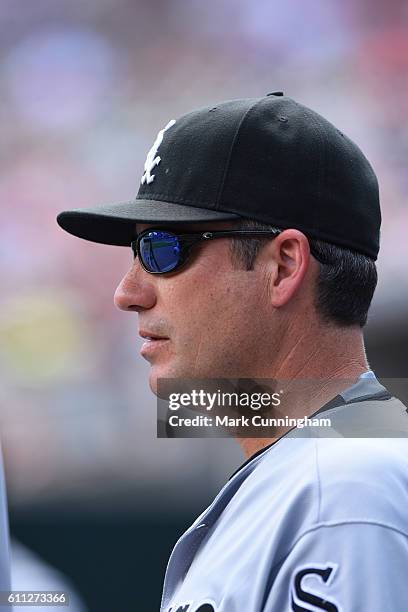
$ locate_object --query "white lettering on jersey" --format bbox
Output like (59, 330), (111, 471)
(141, 119), (176, 185)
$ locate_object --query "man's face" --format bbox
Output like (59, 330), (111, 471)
(114, 221), (278, 393)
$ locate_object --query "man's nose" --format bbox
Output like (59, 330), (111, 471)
(114, 263), (157, 312)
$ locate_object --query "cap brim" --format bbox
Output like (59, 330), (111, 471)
(56, 199), (241, 246)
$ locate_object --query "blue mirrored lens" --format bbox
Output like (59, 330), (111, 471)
(139, 231), (181, 272)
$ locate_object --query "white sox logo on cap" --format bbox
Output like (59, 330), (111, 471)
(141, 118), (176, 185)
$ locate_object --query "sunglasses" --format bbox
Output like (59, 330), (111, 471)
(131, 228), (324, 274)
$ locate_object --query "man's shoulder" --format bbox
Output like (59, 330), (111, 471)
(314, 438), (408, 530)
(247, 437), (408, 533)
(249, 435), (408, 495)
(315, 437), (408, 483)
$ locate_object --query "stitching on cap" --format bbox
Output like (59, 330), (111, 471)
(300, 105), (326, 233)
(214, 98), (266, 209)
(137, 193), (224, 208)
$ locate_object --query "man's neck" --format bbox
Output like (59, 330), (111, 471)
(235, 325), (370, 460)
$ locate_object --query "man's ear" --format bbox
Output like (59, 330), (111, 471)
(258, 229), (313, 308)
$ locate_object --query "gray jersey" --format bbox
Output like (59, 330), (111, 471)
(161, 373), (408, 611)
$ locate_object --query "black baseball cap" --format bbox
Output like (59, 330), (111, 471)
(57, 92), (381, 259)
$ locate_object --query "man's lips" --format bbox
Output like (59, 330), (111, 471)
(139, 331), (170, 358)
(139, 330), (169, 341)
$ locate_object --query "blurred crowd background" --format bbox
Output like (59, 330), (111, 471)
(1, 0), (407, 609)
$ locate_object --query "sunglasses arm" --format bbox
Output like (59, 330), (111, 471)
(200, 229), (281, 240)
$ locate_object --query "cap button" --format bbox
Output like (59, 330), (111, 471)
(266, 91), (284, 96)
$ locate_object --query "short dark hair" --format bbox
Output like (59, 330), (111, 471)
(229, 219), (378, 328)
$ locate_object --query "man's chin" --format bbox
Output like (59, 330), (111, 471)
(148, 372), (159, 397)
(147, 366), (180, 397)
(147, 363), (195, 397)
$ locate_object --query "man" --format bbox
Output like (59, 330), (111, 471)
(57, 93), (408, 611)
